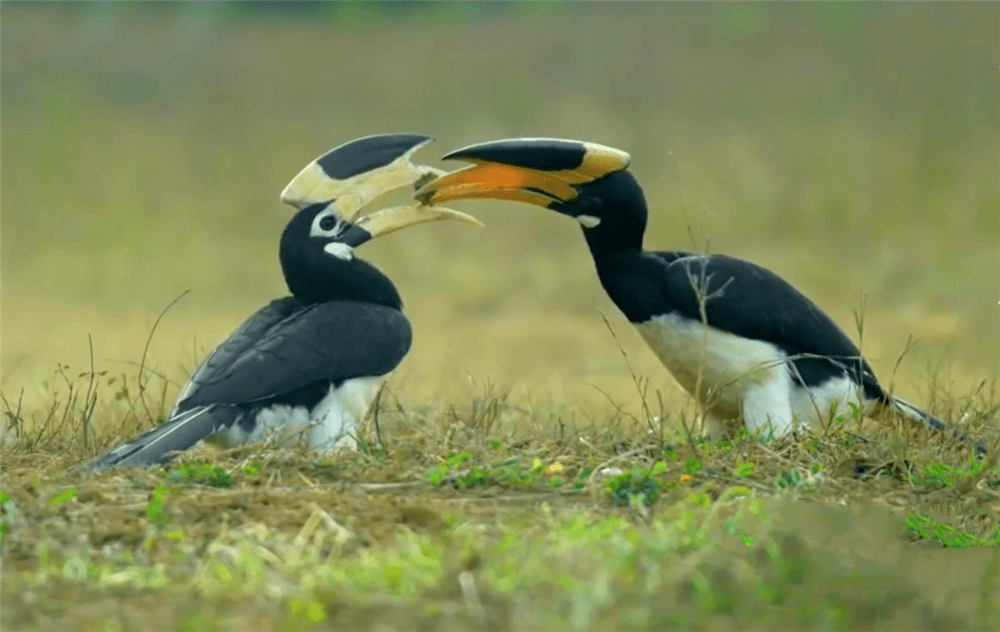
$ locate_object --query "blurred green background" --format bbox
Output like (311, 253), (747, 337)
(2, 2), (997, 423)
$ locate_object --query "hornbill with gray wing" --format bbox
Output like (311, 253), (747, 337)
(416, 137), (986, 454)
(89, 134), (481, 470)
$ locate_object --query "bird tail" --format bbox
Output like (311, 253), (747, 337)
(87, 405), (238, 471)
(887, 395), (987, 455)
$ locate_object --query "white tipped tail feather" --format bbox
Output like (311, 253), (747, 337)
(87, 406), (231, 470)
(87, 376), (387, 471)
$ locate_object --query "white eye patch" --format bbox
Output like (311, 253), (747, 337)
(323, 242), (354, 260)
(310, 208), (344, 238)
(577, 215), (601, 228)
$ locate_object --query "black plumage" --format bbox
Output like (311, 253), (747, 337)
(174, 299), (410, 410)
(417, 137), (985, 453)
(90, 295), (412, 470)
(89, 134), (480, 470)
(591, 247), (882, 399)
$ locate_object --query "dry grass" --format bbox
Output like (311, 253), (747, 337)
(2, 365), (1000, 631)
(2, 4), (999, 631)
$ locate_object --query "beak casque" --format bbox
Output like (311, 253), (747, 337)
(414, 138), (631, 208)
(281, 133), (482, 236)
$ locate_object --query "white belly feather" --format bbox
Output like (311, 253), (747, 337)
(633, 313), (869, 438)
(633, 313), (787, 419)
(215, 375), (386, 450)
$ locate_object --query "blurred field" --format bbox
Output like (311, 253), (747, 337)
(3, 3), (997, 424)
(2, 5), (1000, 631)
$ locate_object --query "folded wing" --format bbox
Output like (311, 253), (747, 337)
(88, 298), (411, 470)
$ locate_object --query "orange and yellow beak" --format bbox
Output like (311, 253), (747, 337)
(415, 138), (631, 209)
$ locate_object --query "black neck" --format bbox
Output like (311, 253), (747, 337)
(279, 245), (403, 309)
(581, 221), (644, 258)
(570, 170), (648, 255)
(588, 244), (668, 324)
(580, 193), (648, 293)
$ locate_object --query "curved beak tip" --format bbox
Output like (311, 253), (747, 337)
(460, 214), (486, 228)
(425, 205), (485, 228)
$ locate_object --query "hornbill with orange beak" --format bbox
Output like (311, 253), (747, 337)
(416, 137), (986, 453)
(89, 134), (481, 470)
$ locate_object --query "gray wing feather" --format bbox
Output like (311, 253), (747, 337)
(87, 299), (411, 470)
(169, 297), (305, 417)
(889, 395), (988, 455)
(87, 406), (239, 470)
(654, 253), (883, 394)
(177, 300), (411, 409)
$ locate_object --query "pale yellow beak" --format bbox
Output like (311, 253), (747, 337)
(355, 203), (483, 240)
(281, 134), (452, 222)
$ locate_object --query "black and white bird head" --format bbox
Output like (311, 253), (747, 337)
(414, 138), (647, 253)
(278, 134), (482, 304)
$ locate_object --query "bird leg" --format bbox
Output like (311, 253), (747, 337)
(741, 378), (796, 440)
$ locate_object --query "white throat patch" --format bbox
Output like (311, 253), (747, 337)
(577, 215), (601, 228)
(323, 242), (354, 260)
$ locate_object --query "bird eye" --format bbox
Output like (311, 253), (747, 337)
(319, 215), (338, 232)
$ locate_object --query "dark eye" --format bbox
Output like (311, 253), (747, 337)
(319, 215), (338, 232)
